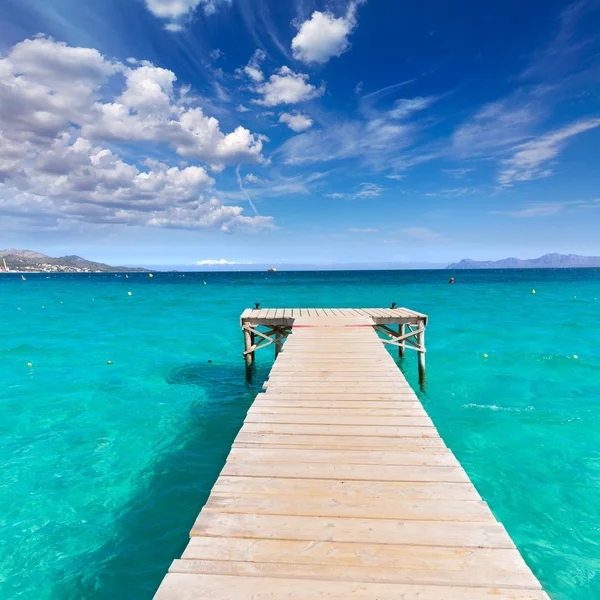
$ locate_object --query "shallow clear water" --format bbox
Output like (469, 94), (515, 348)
(1, 269), (600, 599)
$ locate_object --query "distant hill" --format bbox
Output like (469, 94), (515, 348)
(0, 249), (148, 273)
(446, 253), (600, 269)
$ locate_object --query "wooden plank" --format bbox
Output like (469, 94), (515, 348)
(247, 406), (428, 416)
(177, 537), (539, 587)
(251, 399), (423, 409)
(244, 414), (434, 427)
(221, 460), (471, 483)
(190, 512), (515, 548)
(234, 432), (447, 449)
(242, 422), (439, 437)
(227, 446), (456, 465)
(260, 393), (419, 401)
(210, 476), (481, 500)
(156, 573), (550, 600)
(204, 494), (494, 521)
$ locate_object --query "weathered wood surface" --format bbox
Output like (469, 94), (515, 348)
(154, 315), (548, 600)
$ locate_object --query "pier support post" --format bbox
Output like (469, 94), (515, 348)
(417, 322), (426, 387)
(398, 324), (405, 358)
(275, 329), (282, 358)
(243, 326), (254, 375)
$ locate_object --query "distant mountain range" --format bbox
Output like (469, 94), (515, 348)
(446, 253), (600, 269)
(0, 249), (148, 273)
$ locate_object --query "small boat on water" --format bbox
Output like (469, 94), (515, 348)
(21, 275), (26, 280)
(267, 267), (277, 272)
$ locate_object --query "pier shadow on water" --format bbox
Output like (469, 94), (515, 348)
(51, 360), (269, 600)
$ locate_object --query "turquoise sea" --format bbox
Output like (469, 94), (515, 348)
(1, 269), (600, 599)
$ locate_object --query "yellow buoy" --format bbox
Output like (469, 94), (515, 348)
(483, 353), (489, 358)
(149, 273), (153, 278)
(573, 355), (578, 359)
(107, 361), (113, 365)
(531, 289), (535, 294)
(127, 291), (132, 296)
(27, 362), (32, 367)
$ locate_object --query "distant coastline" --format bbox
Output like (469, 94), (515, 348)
(0, 249), (149, 274)
(446, 253), (600, 270)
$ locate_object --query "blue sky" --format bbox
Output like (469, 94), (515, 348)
(1, 0), (599, 266)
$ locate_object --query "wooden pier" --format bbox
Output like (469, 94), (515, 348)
(154, 308), (549, 600)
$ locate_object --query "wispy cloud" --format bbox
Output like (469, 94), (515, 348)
(326, 183), (384, 199)
(443, 167), (475, 179)
(498, 118), (600, 186)
(424, 188), (480, 198)
(348, 227), (379, 233)
(522, 0), (600, 80)
(491, 198), (600, 217)
(354, 182), (383, 198)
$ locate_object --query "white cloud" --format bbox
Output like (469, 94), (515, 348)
(279, 111), (314, 132)
(498, 118), (600, 186)
(236, 104), (250, 113)
(348, 227), (379, 233)
(490, 203), (567, 218)
(144, 0), (231, 27)
(244, 173), (264, 184)
(389, 96), (437, 119)
(452, 95), (541, 158)
(0, 36), (272, 231)
(279, 118), (414, 167)
(490, 198), (600, 217)
(424, 188), (479, 198)
(196, 258), (253, 265)
(241, 49), (266, 83)
(291, 1), (364, 64)
(354, 182), (383, 198)
(443, 167), (474, 179)
(253, 66), (324, 106)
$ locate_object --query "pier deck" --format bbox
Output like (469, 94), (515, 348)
(154, 311), (548, 600)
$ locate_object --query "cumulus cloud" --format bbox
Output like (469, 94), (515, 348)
(291, 1), (365, 64)
(0, 36), (271, 231)
(498, 118), (600, 186)
(144, 0), (231, 28)
(240, 49), (266, 83)
(253, 66), (324, 106)
(244, 173), (265, 184)
(279, 111), (314, 132)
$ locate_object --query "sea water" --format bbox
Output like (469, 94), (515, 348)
(1, 269), (600, 599)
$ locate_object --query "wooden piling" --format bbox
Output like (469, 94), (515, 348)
(417, 320), (426, 386)
(243, 326), (253, 371)
(398, 323), (405, 358)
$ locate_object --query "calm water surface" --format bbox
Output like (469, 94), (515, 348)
(1, 269), (600, 599)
